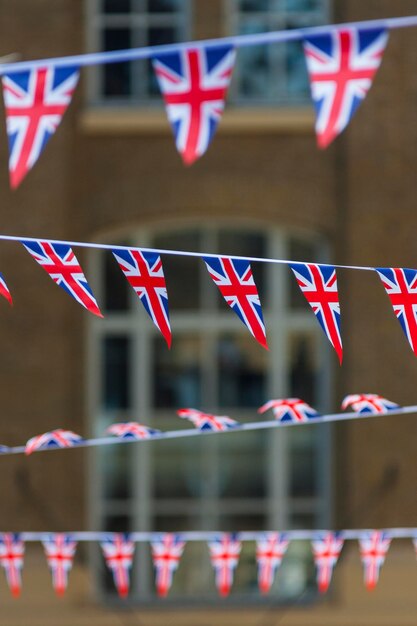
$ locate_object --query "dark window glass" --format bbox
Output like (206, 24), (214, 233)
(99, 446), (133, 500)
(153, 438), (205, 498)
(104, 250), (130, 312)
(217, 334), (267, 408)
(238, 0), (269, 11)
(148, 0), (181, 12)
(102, 336), (131, 409)
(288, 428), (317, 497)
(217, 432), (267, 498)
(147, 26), (178, 95)
(103, 0), (131, 12)
(102, 28), (131, 96)
(288, 334), (316, 405)
(153, 335), (202, 407)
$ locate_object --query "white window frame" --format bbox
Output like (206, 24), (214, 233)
(87, 221), (332, 602)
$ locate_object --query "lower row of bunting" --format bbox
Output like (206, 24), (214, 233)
(0, 530), (410, 598)
(1, 239), (417, 363)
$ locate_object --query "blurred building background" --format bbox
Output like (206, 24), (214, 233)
(0, 0), (416, 624)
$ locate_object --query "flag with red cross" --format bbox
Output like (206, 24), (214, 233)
(151, 533), (185, 597)
(42, 533), (77, 596)
(0, 533), (24, 597)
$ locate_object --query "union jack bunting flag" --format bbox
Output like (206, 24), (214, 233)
(101, 534), (135, 598)
(151, 533), (185, 597)
(204, 256), (268, 349)
(303, 28), (388, 148)
(376, 267), (417, 355)
(152, 45), (235, 165)
(256, 532), (289, 594)
(177, 408), (238, 431)
(359, 531), (391, 590)
(106, 422), (160, 439)
(312, 532), (344, 594)
(42, 534), (77, 596)
(290, 262), (342, 363)
(258, 398), (320, 423)
(0, 273), (12, 306)
(22, 240), (102, 317)
(112, 249), (171, 347)
(25, 429), (83, 455)
(341, 393), (399, 414)
(2, 65), (79, 188)
(208, 534), (241, 597)
(0, 533), (24, 597)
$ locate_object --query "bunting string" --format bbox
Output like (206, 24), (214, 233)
(0, 15), (416, 75)
(0, 528), (416, 598)
(0, 396), (415, 457)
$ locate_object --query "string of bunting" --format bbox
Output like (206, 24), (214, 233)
(0, 528), (416, 598)
(0, 395), (413, 457)
(1, 15), (417, 186)
(0, 235), (417, 362)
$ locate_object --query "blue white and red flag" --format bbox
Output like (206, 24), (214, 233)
(42, 534), (77, 596)
(258, 398), (320, 423)
(151, 533), (185, 597)
(208, 534), (241, 597)
(101, 534), (135, 598)
(290, 262), (342, 363)
(376, 267), (417, 355)
(256, 532), (289, 594)
(177, 408), (238, 431)
(0, 273), (12, 306)
(22, 240), (102, 317)
(312, 532), (344, 593)
(0, 533), (24, 597)
(2, 65), (79, 188)
(204, 256), (268, 349)
(25, 429), (83, 455)
(303, 28), (388, 148)
(341, 393), (399, 414)
(152, 45), (235, 164)
(112, 249), (171, 347)
(359, 531), (390, 590)
(106, 422), (159, 439)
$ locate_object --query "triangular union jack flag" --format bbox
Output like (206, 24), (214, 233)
(151, 533), (185, 597)
(177, 408), (239, 431)
(359, 531), (391, 591)
(303, 27), (388, 148)
(256, 532), (289, 594)
(42, 534), (77, 597)
(0, 273), (12, 306)
(341, 393), (399, 414)
(258, 398), (320, 423)
(152, 45), (235, 165)
(25, 429), (83, 455)
(376, 267), (417, 355)
(106, 422), (160, 440)
(0, 533), (24, 597)
(2, 65), (79, 188)
(312, 532), (344, 594)
(22, 240), (102, 317)
(290, 262), (342, 363)
(204, 256), (268, 349)
(208, 533), (241, 597)
(112, 249), (171, 347)
(101, 533), (135, 598)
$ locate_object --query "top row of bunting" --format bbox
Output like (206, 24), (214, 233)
(1, 24), (391, 187)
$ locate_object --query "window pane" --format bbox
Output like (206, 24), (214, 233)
(153, 335), (202, 407)
(103, 0), (131, 12)
(288, 334), (316, 404)
(102, 28), (131, 96)
(217, 334), (267, 408)
(153, 438), (205, 499)
(217, 432), (267, 498)
(239, 0), (269, 11)
(148, 0), (181, 12)
(103, 250), (130, 312)
(288, 426), (317, 497)
(285, 40), (309, 98)
(152, 231), (201, 310)
(99, 446), (133, 500)
(147, 26), (178, 95)
(102, 336), (131, 409)
(285, 0), (322, 10)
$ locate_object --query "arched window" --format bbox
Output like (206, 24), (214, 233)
(88, 224), (331, 601)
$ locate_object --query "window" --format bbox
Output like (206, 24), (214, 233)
(87, 0), (190, 102)
(88, 224), (331, 602)
(227, 0), (329, 104)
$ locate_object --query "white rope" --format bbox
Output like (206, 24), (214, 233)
(0, 15), (416, 75)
